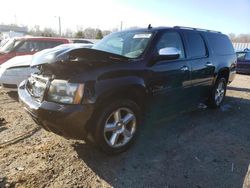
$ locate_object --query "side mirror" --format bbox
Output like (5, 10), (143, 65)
(151, 47), (181, 64)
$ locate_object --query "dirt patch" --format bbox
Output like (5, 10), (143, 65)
(0, 74), (250, 188)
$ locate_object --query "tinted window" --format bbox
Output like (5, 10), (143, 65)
(45, 41), (65, 48)
(237, 52), (246, 61)
(206, 33), (235, 55)
(16, 41), (36, 52)
(16, 40), (64, 52)
(156, 32), (185, 59)
(245, 52), (250, 61)
(185, 32), (207, 58)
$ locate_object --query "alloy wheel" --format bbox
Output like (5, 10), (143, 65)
(103, 107), (136, 148)
(215, 80), (225, 106)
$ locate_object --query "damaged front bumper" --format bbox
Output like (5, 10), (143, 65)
(18, 80), (95, 140)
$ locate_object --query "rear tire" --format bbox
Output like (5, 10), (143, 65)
(208, 77), (227, 108)
(94, 99), (141, 154)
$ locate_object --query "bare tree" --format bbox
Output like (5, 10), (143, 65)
(75, 31), (85, 38)
(41, 28), (57, 37)
(228, 33), (250, 43)
(102, 30), (112, 37)
(63, 28), (74, 38)
(83, 28), (97, 39)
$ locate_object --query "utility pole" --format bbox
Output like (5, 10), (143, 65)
(14, 14), (17, 25)
(58, 16), (61, 37)
(120, 21), (123, 31)
(55, 16), (62, 36)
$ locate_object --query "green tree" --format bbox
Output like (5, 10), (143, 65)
(96, 29), (103, 39)
(75, 31), (85, 38)
(41, 28), (57, 37)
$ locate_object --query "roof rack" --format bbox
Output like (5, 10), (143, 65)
(173, 26), (221, 34)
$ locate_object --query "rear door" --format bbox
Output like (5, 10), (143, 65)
(183, 31), (215, 103)
(148, 31), (192, 117)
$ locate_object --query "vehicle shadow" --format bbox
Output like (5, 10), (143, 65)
(228, 86), (250, 93)
(6, 91), (19, 102)
(0, 118), (7, 133)
(0, 126), (7, 133)
(73, 96), (250, 187)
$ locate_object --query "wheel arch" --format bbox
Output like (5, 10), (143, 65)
(216, 67), (230, 83)
(95, 84), (148, 111)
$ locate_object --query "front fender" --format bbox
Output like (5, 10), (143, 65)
(83, 76), (148, 104)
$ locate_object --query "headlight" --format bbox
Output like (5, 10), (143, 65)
(48, 80), (84, 104)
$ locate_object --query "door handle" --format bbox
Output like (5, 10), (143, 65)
(180, 66), (189, 71)
(206, 62), (214, 67)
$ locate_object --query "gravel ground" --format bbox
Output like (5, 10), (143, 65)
(0, 74), (250, 188)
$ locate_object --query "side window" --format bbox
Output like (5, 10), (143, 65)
(185, 32), (207, 58)
(245, 52), (250, 61)
(16, 41), (31, 52)
(46, 41), (64, 48)
(156, 32), (185, 59)
(206, 33), (235, 55)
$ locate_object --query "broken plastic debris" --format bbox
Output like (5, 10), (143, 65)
(198, 103), (207, 109)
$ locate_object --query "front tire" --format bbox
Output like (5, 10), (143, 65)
(208, 77), (227, 108)
(94, 99), (141, 154)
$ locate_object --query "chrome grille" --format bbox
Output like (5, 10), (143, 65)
(26, 74), (49, 101)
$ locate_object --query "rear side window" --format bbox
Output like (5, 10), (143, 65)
(185, 32), (207, 59)
(35, 41), (64, 50)
(245, 52), (250, 61)
(206, 33), (235, 55)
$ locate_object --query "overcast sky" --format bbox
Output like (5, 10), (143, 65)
(0, 0), (249, 34)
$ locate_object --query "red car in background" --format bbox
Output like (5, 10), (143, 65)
(0, 37), (70, 64)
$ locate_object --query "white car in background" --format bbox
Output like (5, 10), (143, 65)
(0, 55), (37, 91)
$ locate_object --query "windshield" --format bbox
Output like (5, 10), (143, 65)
(0, 39), (21, 53)
(93, 31), (153, 58)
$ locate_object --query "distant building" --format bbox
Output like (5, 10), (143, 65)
(0, 24), (28, 39)
(233, 43), (250, 51)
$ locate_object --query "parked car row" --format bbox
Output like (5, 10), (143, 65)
(15, 26), (236, 154)
(0, 43), (93, 90)
(236, 48), (250, 74)
(0, 37), (93, 65)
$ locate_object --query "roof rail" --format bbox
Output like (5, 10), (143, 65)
(173, 26), (221, 34)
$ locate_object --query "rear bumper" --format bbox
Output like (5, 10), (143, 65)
(18, 81), (95, 140)
(236, 68), (250, 74)
(228, 70), (236, 83)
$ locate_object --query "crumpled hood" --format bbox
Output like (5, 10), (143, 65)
(0, 55), (33, 70)
(31, 45), (130, 68)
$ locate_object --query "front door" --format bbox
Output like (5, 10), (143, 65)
(147, 31), (192, 119)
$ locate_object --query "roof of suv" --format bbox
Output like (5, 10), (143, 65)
(120, 26), (222, 34)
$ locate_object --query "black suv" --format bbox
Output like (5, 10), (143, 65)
(18, 26), (236, 154)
